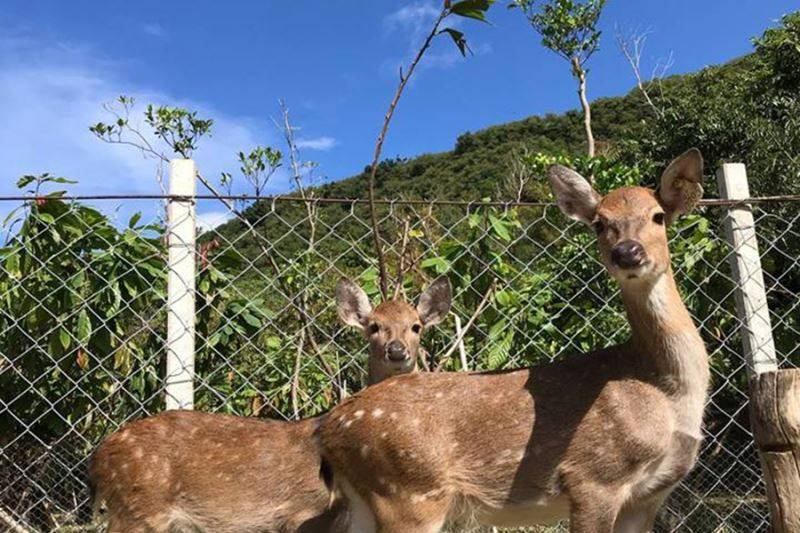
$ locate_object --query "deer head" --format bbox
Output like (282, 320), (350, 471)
(549, 148), (703, 285)
(335, 276), (452, 384)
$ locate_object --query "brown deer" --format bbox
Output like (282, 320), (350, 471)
(88, 276), (451, 533)
(317, 149), (710, 532)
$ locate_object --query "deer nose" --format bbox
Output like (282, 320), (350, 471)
(611, 240), (647, 269)
(386, 341), (408, 362)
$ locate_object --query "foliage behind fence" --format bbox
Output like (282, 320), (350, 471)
(1, 192), (798, 532)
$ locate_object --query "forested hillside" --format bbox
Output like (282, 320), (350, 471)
(307, 52), (790, 203)
(215, 9), (799, 265)
(315, 87), (650, 201)
(213, 10), (798, 231)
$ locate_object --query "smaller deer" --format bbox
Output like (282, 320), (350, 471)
(88, 277), (451, 533)
(317, 149), (710, 532)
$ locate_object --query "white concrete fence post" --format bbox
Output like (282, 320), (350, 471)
(718, 164), (800, 532)
(165, 159), (197, 410)
(716, 163), (778, 376)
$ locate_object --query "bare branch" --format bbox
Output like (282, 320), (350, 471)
(367, 6), (450, 300)
(435, 281), (497, 370)
(615, 25), (665, 117)
(291, 327), (306, 420)
(502, 146), (536, 202)
(393, 217), (412, 300)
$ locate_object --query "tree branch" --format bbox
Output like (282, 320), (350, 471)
(435, 281), (496, 370)
(571, 56), (595, 165)
(615, 26), (662, 117)
(367, 6), (450, 300)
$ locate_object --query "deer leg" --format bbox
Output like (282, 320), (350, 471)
(340, 480), (377, 533)
(369, 496), (449, 533)
(568, 489), (621, 533)
(613, 492), (669, 533)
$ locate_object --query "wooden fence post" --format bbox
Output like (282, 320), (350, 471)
(717, 163), (800, 532)
(165, 159), (197, 410)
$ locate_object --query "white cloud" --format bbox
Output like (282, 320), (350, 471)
(142, 23), (165, 38)
(0, 33), (307, 231)
(295, 136), (337, 151)
(384, 3), (441, 42)
(381, 2), (491, 76)
(0, 34), (291, 201)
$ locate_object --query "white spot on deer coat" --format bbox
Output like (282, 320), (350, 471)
(354, 410), (365, 419)
(372, 408), (384, 418)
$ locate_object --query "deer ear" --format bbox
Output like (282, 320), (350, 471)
(657, 148), (704, 224)
(548, 165), (600, 225)
(335, 278), (373, 328)
(417, 276), (452, 327)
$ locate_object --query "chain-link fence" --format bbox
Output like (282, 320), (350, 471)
(1, 178), (798, 531)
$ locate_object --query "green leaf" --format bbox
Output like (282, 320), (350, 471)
(128, 212), (142, 228)
(241, 312), (262, 328)
(265, 336), (282, 349)
(439, 28), (469, 56)
(488, 214), (511, 241)
(450, 0), (494, 21)
(16, 175), (36, 189)
(5, 252), (21, 278)
(59, 328), (71, 350)
(2, 205), (24, 227)
(495, 289), (512, 306)
(420, 256), (450, 274)
(76, 309), (92, 343)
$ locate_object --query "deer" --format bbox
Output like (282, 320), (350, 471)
(316, 149), (710, 533)
(88, 276), (452, 533)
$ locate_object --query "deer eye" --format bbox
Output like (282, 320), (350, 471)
(592, 220), (605, 234)
(411, 324), (422, 334)
(652, 212), (666, 226)
(368, 323), (379, 335)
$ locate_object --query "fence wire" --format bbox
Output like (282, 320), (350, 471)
(0, 194), (798, 532)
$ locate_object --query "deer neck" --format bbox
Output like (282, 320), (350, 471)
(367, 358), (415, 386)
(619, 269), (709, 409)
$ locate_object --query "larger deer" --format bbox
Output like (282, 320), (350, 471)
(317, 149), (710, 532)
(88, 277), (451, 533)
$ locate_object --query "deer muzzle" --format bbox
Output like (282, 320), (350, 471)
(611, 240), (647, 269)
(386, 340), (409, 362)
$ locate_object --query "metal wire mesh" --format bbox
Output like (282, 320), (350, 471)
(0, 193), (797, 532)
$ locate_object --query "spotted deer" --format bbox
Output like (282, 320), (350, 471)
(317, 149), (710, 532)
(88, 276), (451, 533)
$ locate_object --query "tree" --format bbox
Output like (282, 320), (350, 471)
(511, 0), (606, 164)
(366, 0), (495, 299)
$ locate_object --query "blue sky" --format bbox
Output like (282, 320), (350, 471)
(0, 1), (796, 226)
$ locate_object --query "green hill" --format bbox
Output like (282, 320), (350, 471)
(314, 87), (652, 202)
(214, 11), (799, 258)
